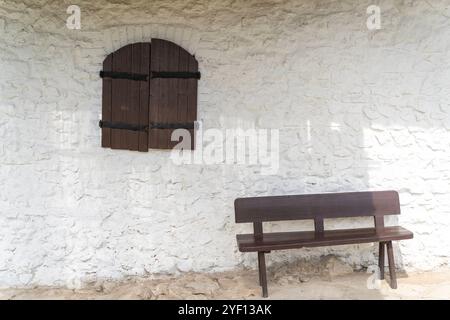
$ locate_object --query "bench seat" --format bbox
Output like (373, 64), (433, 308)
(237, 226), (413, 252)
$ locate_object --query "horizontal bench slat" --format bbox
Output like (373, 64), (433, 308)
(236, 226), (413, 252)
(235, 191), (400, 223)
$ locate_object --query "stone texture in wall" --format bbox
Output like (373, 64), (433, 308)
(0, 0), (449, 287)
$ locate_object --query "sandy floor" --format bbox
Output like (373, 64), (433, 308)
(1, 259), (449, 300)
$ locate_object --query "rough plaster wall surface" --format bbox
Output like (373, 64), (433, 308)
(0, 0), (449, 287)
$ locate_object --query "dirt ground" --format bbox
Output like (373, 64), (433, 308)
(1, 257), (449, 300)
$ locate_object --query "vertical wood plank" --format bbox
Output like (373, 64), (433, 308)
(158, 40), (170, 149)
(374, 216), (385, 232)
(149, 40), (161, 149)
(167, 42), (180, 149)
(139, 42), (150, 152)
(187, 53), (198, 150)
(253, 222), (263, 240)
(111, 45), (131, 149)
(101, 54), (112, 148)
(177, 48), (190, 149)
(129, 43), (141, 151)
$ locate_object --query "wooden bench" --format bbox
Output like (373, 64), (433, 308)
(234, 190), (413, 297)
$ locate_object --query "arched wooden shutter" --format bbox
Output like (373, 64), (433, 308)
(100, 39), (199, 151)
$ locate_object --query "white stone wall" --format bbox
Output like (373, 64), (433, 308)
(0, 0), (449, 287)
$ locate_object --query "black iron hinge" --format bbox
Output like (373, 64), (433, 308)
(100, 71), (148, 81)
(150, 71), (201, 79)
(100, 70), (201, 81)
(99, 121), (195, 131)
(99, 120), (148, 132)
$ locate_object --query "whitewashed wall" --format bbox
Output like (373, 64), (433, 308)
(0, 0), (449, 287)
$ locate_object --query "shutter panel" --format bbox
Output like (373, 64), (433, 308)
(101, 43), (151, 152)
(100, 39), (198, 151)
(150, 39), (198, 150)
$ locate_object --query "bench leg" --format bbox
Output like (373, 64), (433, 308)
(386, 241), (397, 289)
(257, 252), (262, 286)
(257, 251), (268, 298)
(378, 242), (385, 280)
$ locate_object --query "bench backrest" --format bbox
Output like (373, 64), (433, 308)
(235, 191), (400, 232)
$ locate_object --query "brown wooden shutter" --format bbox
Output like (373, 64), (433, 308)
(149, 39), (198, 150)
(101, 43), (150, 151)
(100, 39), (199, 151)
